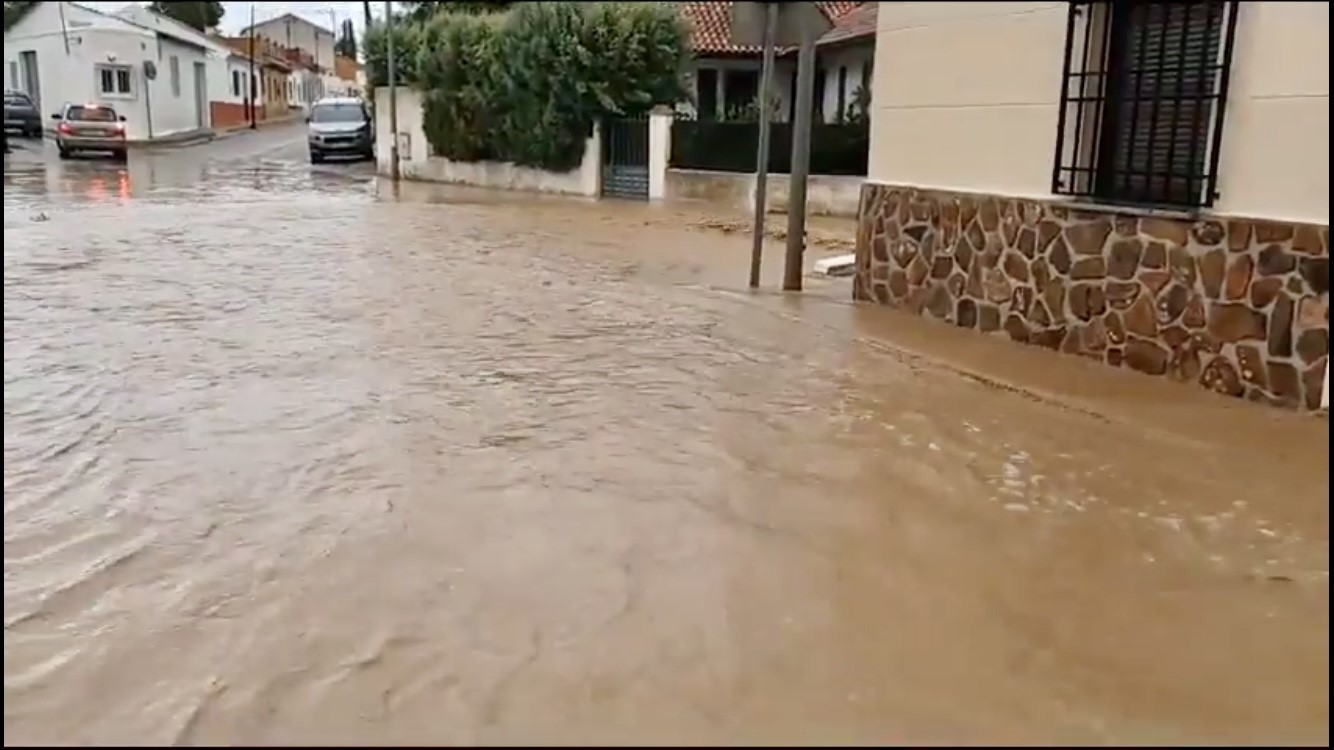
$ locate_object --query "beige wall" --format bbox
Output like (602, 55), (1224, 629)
(868, 1), (1329, 225)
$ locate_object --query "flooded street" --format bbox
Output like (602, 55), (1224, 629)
(4, 125), (1328, 745)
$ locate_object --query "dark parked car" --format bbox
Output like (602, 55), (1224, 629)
(4, 90), (43, 137)
(306, 97), (374, 163)
(52, 103), (128, 161)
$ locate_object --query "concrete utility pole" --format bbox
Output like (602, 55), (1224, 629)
(783, 33), (817, 292)
(747, 2), (779, 290)
(384, 0), (400, 182)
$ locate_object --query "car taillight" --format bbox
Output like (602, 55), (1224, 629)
(57, 122), (72, 135)
(114, 122), (125, 137)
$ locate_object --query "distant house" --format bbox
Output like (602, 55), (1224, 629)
(242, 13), (335, 78)
(114, 5), (249, 129)
(331, 55), (363, 99)
(3, 1), (213, 141)
(678, 1), (874, 123)
(216, 36), (293, 123)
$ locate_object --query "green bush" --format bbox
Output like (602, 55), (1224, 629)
(363, 17), (424, 87)
(375, 2), (689, 172)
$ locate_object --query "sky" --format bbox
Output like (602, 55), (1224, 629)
(81, 1), (388, 37)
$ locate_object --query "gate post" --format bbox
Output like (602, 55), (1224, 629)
(583, 120), (604, 198)
(648, 105), (673, 201)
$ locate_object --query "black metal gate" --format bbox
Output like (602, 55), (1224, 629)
(601, 118), (649, 201)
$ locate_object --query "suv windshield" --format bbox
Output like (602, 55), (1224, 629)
(67, 106), (117, 122)
(310, 103), (366, 124)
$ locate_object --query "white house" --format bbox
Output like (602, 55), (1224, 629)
(114, 4), (253, 128)
(3, 1), (212, 142)
(242, 13), (336, 76)
(679, 1), (874, 123)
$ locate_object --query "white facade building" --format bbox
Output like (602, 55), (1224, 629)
(3, 1), (212, 141)
(243, 13), (336, 75)
(114, 4), (243, 113)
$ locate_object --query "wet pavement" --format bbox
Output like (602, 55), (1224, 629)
(4, 124), (1329, 746)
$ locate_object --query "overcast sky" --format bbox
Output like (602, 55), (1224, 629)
(82, 1), (387, 37)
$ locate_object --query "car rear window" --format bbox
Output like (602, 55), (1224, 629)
(310, 103), (366, 124)
(67, 106), (117, 122)
(5, 93), (33, 106)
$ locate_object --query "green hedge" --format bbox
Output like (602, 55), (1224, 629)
(365, 2), (689, 172)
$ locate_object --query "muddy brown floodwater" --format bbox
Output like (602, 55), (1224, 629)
(3, 133), (1330, 746)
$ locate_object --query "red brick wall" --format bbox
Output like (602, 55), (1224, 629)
(210, 102), (249, 130)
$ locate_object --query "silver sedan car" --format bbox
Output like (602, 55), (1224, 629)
(53, 103), (128, 161)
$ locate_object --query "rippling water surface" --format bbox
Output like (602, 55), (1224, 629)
(3, 132), (1329, 745)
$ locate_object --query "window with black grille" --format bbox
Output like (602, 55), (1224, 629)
(1052, 1), (1240, 210)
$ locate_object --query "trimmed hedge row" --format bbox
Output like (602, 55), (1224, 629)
(365, 2), (690, 172)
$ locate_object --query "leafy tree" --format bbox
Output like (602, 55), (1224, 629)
(147, 1), (224, 31)
(3, 1), (38, 31)
(335, 18), (357, 57)
(400, 1), (513, 22)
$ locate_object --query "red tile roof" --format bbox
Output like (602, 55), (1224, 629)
(681, 1), (867, 56)
(818, 1), (877, 46)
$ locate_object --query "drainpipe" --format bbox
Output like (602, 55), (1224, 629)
(144, 67), (155, 141)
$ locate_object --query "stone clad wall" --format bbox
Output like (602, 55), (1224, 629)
(854, 184), (1330, 411)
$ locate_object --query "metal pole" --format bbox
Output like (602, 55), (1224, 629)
(327, 8), (338, 97)
(384, 0), (400, 182)
(747, 3), (778, 290)
(248, 3), (257, 129)
(363, 0), (374, 105)
(783, 33), (817, 292)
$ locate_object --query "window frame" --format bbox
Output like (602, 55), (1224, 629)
(169, 55), (181, 97)
(1051, 0), (1241, 212)
(95, 64), (134, 99)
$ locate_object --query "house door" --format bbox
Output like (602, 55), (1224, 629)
(19, 51), (40, 114)
(193, 62), (207, 128)
(600, 117), (650, 201)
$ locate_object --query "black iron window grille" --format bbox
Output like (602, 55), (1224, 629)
(1052, 1), (1240, 210)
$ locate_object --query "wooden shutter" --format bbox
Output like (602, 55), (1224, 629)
(1100, 2), (1227, 205)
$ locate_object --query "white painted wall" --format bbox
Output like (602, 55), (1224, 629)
(3, 2), (209, 140)
(1208, 2), (1329, 224)
(664, 168), (863, 217)
(817, 44), (873, 122)
(286, 69), (322, 110)
(224, 56), (255, 108)
(648, 110), (671, 200)
(148, 35), (210, 135)
(286, 71), (304, 109)
(868, 1), (1330, 224)
(374, 86), (602, 197)
(249, 15), (335, 73)
(115, 5), (229, 108)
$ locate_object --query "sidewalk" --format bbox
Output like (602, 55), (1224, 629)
(214, 111), (306, 141)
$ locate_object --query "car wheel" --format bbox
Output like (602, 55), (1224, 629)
(309, 150), (324, 164)
(57, 147), (72, 160)
(113, 149), (128, 163)
(26, 127), (40, 138)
